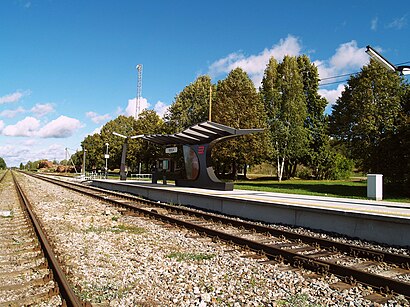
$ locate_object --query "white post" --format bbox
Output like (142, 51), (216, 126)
(367, 174), (383, 200)
(105, 143), (109, 178)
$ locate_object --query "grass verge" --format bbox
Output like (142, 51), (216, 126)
(235, 177), (410, 203)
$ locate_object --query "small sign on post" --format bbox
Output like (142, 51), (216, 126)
(165, 147), (178, 154)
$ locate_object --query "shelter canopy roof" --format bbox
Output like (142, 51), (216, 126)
(141, 121), (263, 145)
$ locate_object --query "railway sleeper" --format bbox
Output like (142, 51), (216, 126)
(0, 289), (59, 307)
(0, 272), (52, 291)
(283, 246), (317, 253)
(293, 256), (330, 274)
(305, 250), (339, 258)
(350, 247), (384, 262)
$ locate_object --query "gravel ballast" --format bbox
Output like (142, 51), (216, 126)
(18, 173), (409, 306)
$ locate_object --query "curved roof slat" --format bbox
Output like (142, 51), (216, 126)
(141, 121), (263, 145)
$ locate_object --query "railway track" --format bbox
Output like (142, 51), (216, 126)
(28, 172), (410, 302)
(0, 171), (85, 306)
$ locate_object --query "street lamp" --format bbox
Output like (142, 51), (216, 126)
(112, 132), (144, 180)
(366, 45), (410, 75)
(82, 148), (87, 177)
(104, 143), (109, 178)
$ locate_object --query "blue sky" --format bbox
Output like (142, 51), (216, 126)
(1, 0), (409, 166)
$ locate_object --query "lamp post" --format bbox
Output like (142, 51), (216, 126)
(366, 45), (410, 75)
(82, 148), (87, 177)
(112, 132), (144, 180)
(104, 143), (109, 179)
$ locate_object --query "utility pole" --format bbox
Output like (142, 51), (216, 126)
(105, 143), (109, 179)
(113, 132), (144, 180)
(135, 64), (143, 119)
(82, 148), (87, 178)
(208, 86), (212, 122)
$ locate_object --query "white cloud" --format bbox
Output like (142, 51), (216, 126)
(115, 106), (123, 115)
(0, 144), (31, 166)
(316, 41), (369, 110)
(154, 101), (168, 118)
(125, 97), (149, 117)
(123, 97), (168, 118)
(0, 107), (26, 118)
(1, 115), (82, 138)
(316, 41), (369, 80)
(0, 143), (67, 167)
(0, 120), (4, 132)
(23, 139), (36, 146)
(2, 117), (40, 137)
(86, 111), (111, 124)
(329, 41), (369, 70)
(37, 116), (83, 138)
(371, 17), (378, 31)
(208, 35), (302, 85)
(387, 15), (407, 30)
(36, 144), (66, 161)
(0, 91), (26, 104)
(31, 103), (55, 117)
(86, 125), (103, 136)
(318, 84), (346, 110)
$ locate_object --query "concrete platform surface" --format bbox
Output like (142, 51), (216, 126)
(91, 179), (410, 247)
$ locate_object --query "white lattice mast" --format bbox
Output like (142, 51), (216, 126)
(135, 64), (143, 119)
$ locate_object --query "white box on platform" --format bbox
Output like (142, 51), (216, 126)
(367, 174), (383, 200)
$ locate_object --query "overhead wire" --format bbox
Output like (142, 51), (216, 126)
(319, 72), (358, 81)
(319, 80), (349, 87)
(318, 59), (410, 87)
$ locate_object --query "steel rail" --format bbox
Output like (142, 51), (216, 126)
(0, 169), (8, 183)
(29, 173), (410, 298)
(33, 173), (410, 268)
(11, 171), (84, 307)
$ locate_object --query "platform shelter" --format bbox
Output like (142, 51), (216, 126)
(141, 121), (263, 191)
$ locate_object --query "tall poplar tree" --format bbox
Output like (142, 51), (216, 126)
(297, 55), (329, 177)
(212, 68), (268, 178)
(165, 75), (214, 132)
(261, 56), (308, 181)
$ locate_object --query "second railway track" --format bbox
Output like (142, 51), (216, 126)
(28, 172), (410, 302)
(0, 170), (86, 306)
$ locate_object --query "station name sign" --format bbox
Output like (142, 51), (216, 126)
(165, 146), (178, 154)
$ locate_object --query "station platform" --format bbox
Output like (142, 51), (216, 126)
(90, 179), (410, 248)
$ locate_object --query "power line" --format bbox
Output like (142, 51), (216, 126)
(318, 59), (410, 86)
(319, 72), (359, 81)
(319, 79), (348, 87)
(396, 60), (410, 66)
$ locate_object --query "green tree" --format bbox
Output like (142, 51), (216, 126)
(297, 55), (329, 178)
(212, 67), (268, 179)
(368, 83), (410, 188)
(0, 157), (6, 170)
(261, 56), (308, 181)
(165, 75), (214, 132)
(19, 162), (24, 170)
(100, 115), (138, 171)
(129, 109), (165, 172)
(81, 133), (104, 171)
(24, 160), (40, 170)
(329, 59), (406, 175)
